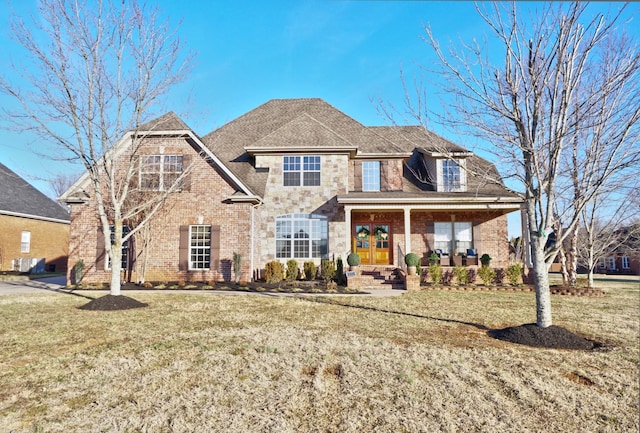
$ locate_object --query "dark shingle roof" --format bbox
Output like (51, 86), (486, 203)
(202, 99), (410, 196)
(0, 162), (70, 222)
(138, 112), (191, 132)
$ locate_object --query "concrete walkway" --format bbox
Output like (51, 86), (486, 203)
(0, 275), (405, 297)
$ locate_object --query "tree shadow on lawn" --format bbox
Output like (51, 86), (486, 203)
(304, 297), (609, 351)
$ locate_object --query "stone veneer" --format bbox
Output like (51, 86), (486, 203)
(255, 154), (349, 270)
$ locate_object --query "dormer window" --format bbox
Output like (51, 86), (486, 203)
(362, 161), (380, 191)
(438, 159), (466, 192)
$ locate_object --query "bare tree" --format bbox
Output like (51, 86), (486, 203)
(419, 2), (639, 327)
(0, 0), (193, 295)
(578, 189), (640, 287)
(49, 173), (80, 207)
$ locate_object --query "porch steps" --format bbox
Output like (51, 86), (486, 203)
(358, 266), (404, 290)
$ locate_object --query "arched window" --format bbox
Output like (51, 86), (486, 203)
(275, 214), (328, 259)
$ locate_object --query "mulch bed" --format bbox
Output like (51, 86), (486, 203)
(489, 323), (608, 350)
(78, 294), (148, 311)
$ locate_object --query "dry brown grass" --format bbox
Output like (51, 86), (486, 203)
(0, 279), (638, 432)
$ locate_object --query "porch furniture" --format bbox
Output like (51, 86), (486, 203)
(452, 255), (463, 266)
(435, 249), (450, 266)
(466, 249), (478, 266)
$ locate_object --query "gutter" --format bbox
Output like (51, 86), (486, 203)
(0, 210), (70, 224)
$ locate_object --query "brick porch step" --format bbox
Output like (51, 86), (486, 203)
(354, 266), (404, 289)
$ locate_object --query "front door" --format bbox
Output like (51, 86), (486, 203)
(354, 224), (390, 265)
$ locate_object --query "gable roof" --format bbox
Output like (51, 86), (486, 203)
(202, 98), (411, 196)
(60, 113), (259, 204)
(0, 162), (70, 223)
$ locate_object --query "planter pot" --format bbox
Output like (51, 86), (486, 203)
(407, 266), (417, 276)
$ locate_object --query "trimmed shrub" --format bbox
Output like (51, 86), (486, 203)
(321, 259), (336, 282)
(286, 259), (299, 281)
(404, 252), (420, 267)
(265, 261), (284, 284)
(506, 263), (523, 285)
(303, 261), (317, 281)
(233, 252), (242, 283)
(480, 254), (492, 267)
(453, 266), (468, 285)
(336, 257), (344, 285)
(428, 263), (443, 285)
(478, 265), (496, 285)
(346, 252), (361, 266)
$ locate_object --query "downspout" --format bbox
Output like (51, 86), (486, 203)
(250, 201), (263, 282)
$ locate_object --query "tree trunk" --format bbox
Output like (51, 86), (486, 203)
(110, 221), (123, 296)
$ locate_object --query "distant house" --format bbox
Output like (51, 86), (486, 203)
(596, 226), (640, 276)
(61, 98), (522, 286)
(0, 162), (70, 273)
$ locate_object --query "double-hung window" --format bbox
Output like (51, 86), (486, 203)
(362, 161), (381, 191)
(20, 231), (31, 253)
(283, 156), (321, 186)
(622, 256), (630, 270)
(140, 155), (184, 191)
(107, 226), (130, 270)
(276, 214), (328, 259)
(442, 160), (461, 192)
(434, 222), (473, 255)
(190, 225), (211, 269)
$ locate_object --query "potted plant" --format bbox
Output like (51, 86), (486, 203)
(404, 252), (420, 276)
(480, 253), (492, 267)
(428, 252), (439, 265)
(346, 252), (361, 271)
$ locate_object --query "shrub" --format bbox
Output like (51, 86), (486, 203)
(478, 265), (496, 285)
(428, 252), (440, 264)
(428, 263), (442, 285)
(286, 259), (299, 281)
(404, 252), (420, 267)
(480, 254), (492, 267)
(73, 259), (84, 285)
(442, 269), (454, 285)
(233, 252), (242, 283)
(264, 261), (284, 284)
(467, 268), (477, 284)
(346, 252), (361, 266)
(321, 259), (336, 282)
(506, 263), (523, 285)
(303, 261), (317, 280)
(326, 280), (338, 292)
(453, 266), (468, 285)
(495, 268), (506, 285)
(336, 256), (344, 285)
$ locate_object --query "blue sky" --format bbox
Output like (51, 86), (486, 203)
(0, 1), (637, 237)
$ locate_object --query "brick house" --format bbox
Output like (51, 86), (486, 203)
(61, 98), (522, 285)
(0, 162), (70, 273)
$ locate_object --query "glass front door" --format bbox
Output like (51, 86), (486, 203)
(353, 224), (390, 265)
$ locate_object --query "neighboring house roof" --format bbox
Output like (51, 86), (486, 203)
(0, 162), (70, 223)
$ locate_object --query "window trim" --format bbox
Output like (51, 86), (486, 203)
(20, 231), (31, 253)
(621, 256), (630, 269)
(189, 225), (212, 270)
(433, 222), (473, 255)
(283, 155), (321, 187)
(275, 213), (328, 259)
(139, 154), (184, 191)
(362, 161), (381, 192)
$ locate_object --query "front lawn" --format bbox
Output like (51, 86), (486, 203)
(0, 283), (638, 432)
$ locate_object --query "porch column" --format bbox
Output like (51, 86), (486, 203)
(404, 207), (411, 255)
(345, 205), (352, 254)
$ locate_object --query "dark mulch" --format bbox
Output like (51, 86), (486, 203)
(78, 294), (148, 311)
(488, 323), (607, 350)
(118, 280), (367, 294)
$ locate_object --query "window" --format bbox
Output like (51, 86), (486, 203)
(362, 161), (381, 191)
(276, 214), (328, 259)
(606, 257), (616, 270)
(434, 222), (473, 255)
(598, 258), (606, 269)
(140, 155), (183, 190)
(622, 256), (630, 270)
(442, 160), (461, 192)
(107, 226), (130, 270)
(190, 225), (211, 269)
(283, 156), (320, 186)
(20, 231), (31, 253)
